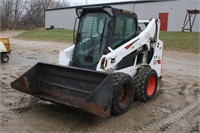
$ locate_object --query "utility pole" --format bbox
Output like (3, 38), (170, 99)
(86, 0), (88, 5)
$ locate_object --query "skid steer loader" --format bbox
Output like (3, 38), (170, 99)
(11, 6), (163, 117)
(0, 38), (11, 63)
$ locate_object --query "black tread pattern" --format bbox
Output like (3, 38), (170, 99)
(1, 53), (9, 63)
(133, 66), (152, 101)
(111, 73), (133, 115)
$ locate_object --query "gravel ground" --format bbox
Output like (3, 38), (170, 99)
(0, 31), (199, 132)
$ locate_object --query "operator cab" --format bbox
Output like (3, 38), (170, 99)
(72, 6), (138, 70)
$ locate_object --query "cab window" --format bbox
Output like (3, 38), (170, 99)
(111, 15), (137, 49)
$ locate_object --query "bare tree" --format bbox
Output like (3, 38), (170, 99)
(13, 0), (28, 29)
(1, 0), (14, 30)
(0, 0), (3, 31)
(0, 0), (70, 30)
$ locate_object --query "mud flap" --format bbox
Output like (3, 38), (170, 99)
(11, 63), (113, 117)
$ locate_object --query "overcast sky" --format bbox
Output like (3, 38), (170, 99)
(70, 0), (132, 5)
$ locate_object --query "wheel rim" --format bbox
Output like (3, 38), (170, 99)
(3, 56), (8, 62)
(118, 84), (131, 108)
(146, 75), (156, 96)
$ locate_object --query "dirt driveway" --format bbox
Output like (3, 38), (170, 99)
(0, 31), (199, 132)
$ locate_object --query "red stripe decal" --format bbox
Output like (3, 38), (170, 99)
(157, 60), (161, 64)
(125, 43), (132, 49)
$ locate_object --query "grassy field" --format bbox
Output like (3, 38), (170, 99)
(15, 29), (199, 53)
(160, 32), (199, 53)
(15, 29), (73, 42)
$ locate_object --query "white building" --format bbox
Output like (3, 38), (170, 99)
(45, 0), (200, 32)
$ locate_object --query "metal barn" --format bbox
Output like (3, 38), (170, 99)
(45, 0), (200, 32)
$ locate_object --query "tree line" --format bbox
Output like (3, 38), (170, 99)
(0, 0), (70, 30)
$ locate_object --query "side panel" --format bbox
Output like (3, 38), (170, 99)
(0, 38), (10, 52)
(149, 40), (163, 77)
(0, 42), (7, 52)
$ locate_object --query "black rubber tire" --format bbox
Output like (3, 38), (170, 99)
(133, 66), (158, 102)
(1, 53), (9, 63)
(111, 73), (135, 115)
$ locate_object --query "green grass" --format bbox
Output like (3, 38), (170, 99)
(160, 32), (199, 53)
(15, 29), (73, 42)
(15, 29), (199, 53)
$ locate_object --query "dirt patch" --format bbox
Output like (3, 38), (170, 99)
(0, 31), (199, 132)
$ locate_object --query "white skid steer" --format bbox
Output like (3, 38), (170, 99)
(11, 6), (163, 117)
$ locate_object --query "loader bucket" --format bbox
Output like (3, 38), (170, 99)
(11, 63), (113, 117)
